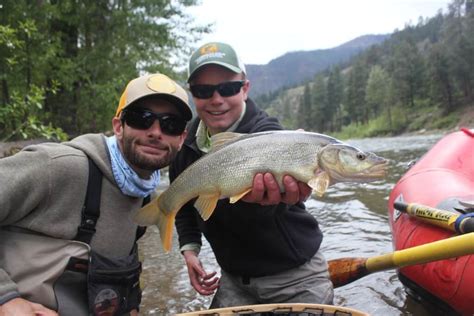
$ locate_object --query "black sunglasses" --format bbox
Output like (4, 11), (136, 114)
(189, 80), (245, 99)
(121, 108), (187, 136)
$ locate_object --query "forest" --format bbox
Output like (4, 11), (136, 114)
(0, 0), (208, 141)
(256, 0), (473, 138)
(1, 0), (472, 142)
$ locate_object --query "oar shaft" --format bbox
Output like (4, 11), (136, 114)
(395, 201), (458, 231)
(366, 232), (474, 272)
(394, 201), (474, 234)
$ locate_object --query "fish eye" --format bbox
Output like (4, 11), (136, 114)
(356, 153), (366, 160)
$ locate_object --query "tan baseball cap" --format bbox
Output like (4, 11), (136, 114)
(115, 73), (193, 120)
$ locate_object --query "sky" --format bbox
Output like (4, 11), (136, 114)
(185, 0), (452, 65)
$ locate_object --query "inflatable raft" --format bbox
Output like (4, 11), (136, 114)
(388, 128), (474, 315)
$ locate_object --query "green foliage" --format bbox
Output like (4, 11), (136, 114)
(0, 85), (67, 142)
(258, 0), (472, 137)
(365, 65), (391, 118)
(298, 84), (312, 130)
(404, 103), (460, 131)
(0, 0), (209, 139)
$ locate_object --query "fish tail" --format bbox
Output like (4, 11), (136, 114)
(156, 209), (175, 252)
(133, 196), (175, 252)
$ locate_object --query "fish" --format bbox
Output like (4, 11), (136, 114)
(133, 130), (389, 251)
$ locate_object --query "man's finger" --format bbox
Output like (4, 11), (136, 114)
(202, 271), (217, 280)
(281, 175), (300, 204)
(297, 181), (312, 202)
(263, 173), (281, 204)
(242, 173), (265, 202)
(202, 276), (220, 288)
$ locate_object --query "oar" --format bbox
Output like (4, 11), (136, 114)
(328, 232), (474, 288)
(394, 201), (474, 234)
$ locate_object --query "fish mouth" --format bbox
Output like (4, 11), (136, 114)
(359, 160), (389, 179)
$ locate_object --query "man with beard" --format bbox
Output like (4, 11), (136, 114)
(0, 73), (192, 316)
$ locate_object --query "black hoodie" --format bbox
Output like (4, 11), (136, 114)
(170, 99), (323, 277)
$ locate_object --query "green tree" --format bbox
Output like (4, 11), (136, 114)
(311, 74), (328, 132)
(298, 83), (312, 130)
(365, 65), (393, 128)
(345, 60), (368, 125)
(326, 66), (344, 131)
(441, 0), (474, 104)
(0, 0), (209, 140)
(365, 65), (390, 117)
(428, 43), (456, 111)
(387, 38), (425, 109)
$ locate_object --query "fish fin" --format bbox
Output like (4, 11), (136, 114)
(229, 188), (252, 203)
(133, 197), (161, 226)
(156, 210), (175, 252)
(194, 193), (220, 221)
(209, 132), (243, 153)
(308, 172), (330, 197)
(133, 196), (175, 252)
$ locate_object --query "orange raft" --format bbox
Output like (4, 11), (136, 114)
(388, 128), (474, 316)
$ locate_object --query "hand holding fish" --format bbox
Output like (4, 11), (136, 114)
(182, 250), (220, 295)
(242, 173), (312, 205)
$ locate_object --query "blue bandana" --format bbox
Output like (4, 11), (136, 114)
(106, 136), (160, 197)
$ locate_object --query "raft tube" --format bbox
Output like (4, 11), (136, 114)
(388, 128), (474, 316)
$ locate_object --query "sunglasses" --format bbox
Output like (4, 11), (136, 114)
(189, 80), (245, 99)
(121, 108), (187, 136)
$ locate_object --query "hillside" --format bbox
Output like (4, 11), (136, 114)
(246, 34), (390, 98)
(254, 2), (473, 137)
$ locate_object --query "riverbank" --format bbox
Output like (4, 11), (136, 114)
(333, 103), (474, 140)
(1, 105), (472, 158)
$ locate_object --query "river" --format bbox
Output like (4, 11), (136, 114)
(137, 132), (446, 316)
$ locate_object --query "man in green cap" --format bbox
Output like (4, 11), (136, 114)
(170, 42), (334, 308)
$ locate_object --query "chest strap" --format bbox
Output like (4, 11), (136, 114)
(74, 158), (149, 244)
(74, 158), (102, 244)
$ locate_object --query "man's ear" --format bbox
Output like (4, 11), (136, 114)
(242, 79), (250, 101)
(112, 117), (124, 140)
(178, 129), (188, 151)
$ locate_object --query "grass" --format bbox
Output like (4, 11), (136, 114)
(332, 103), (470, 140)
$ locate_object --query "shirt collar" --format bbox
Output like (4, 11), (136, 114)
(196, 101), (247, 153)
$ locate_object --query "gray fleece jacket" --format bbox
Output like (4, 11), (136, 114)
(0, 133), (145, 304)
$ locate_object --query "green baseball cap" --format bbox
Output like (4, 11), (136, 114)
(187, 42), (246, 82)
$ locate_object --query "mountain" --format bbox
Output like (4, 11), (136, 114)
(246, 34), (390, 98)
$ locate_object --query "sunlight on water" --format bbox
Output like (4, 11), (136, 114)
(138, 132), (446, 315)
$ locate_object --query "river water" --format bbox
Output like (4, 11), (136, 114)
(137, 132), (446, 316)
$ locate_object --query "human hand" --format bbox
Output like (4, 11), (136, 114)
(0, 297), (58, 316)
(182, 250), (219, 295)
(242, 173), (312, 205)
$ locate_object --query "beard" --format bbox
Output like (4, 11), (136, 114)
(121, 135), (179, 171)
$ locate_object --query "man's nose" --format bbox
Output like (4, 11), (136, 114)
(147, 119), (164, 136)
(209, 89), (224, 104)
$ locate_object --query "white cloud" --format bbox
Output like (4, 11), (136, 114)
(186, 0), (451, 64)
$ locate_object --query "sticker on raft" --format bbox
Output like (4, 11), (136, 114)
(133, 130), (389, 251)
(393, 194), (404, 222)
